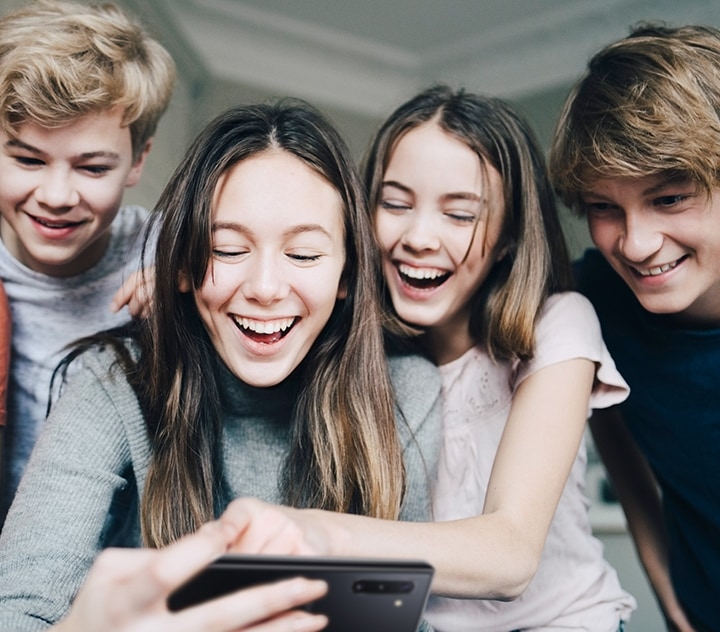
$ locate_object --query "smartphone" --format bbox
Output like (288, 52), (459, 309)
(167, 554), (434, 631)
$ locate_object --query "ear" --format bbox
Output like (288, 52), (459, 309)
(495, 244), (510, 262)
(336, 277), (348, 300)
(125, 138), (154, 188)
(178, 270), (192, 293)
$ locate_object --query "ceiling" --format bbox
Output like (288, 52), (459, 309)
(146, 0), (720, 118)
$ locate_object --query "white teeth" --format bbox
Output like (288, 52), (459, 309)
(637, 260), (680, 277)
(234, 317), (295, 334)
(398, 263), (447, 280)
(34, 217), (77, 228)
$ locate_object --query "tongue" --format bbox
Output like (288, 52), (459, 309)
(403, 275), (446, 289)
(244, 330), (283, 344)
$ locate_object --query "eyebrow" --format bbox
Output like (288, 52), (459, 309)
(382, 180), (483, 203)
(212, 221), (334, 240)
(642, 177), (694, 197)
(5, 138), (121, 162)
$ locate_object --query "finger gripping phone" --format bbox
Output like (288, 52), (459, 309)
(167, 554), (434, 632)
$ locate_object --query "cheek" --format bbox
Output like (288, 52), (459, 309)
(587, 216), (616, 250)
(0, 171), (27, 203)
(81, 176), (128, 215)
(194, 266), (237, 313)
(374, 213), (400, 252)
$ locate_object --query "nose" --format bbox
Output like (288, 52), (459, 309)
(617, 211), (663, 262)
(35, 167), (80, 209)
(242, 253), (290, 305)
(400, 211), (441, 253)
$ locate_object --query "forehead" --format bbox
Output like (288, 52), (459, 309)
(583, 174), (696, 198)
(385, 122), (485, 187)
(4, 107), (131, 157)
(385, 123), (505, 205)
(212, 150), (345, 236)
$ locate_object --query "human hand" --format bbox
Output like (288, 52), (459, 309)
(221, 498), (333, 557)
(663, 606), (697, 632)
(53, 518), (329, 632)
(110, 267), (155, 318)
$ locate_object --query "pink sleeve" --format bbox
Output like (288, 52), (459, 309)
(513, 292), (629, 412)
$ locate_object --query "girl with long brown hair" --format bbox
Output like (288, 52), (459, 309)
(0, 100), (440, 631)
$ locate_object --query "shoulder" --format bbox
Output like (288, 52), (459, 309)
(387, 351), (441, 425)
(110, 205), (152, 251)
(58, 338), (140, 398)
(528, 291), (606, 371)
(388, 351), (441, 392)
(536, 291), (602, 342)
(115, 204), (151, 230)
(519, 292), (629, 407)
(573, 248), (614, 290)
(573, 248), (632, 312)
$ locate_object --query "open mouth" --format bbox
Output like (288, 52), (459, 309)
(633, 255), (688, 277)
(232, 316), (297, 344)
(397, 262), (450, 290)
(28, 213), (84, 229)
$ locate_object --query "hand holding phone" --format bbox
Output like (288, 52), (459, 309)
(53, 522), (329, 632)
(168, 554), (434, 632)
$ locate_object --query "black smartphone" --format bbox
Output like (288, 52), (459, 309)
(167, 554), (434, 631)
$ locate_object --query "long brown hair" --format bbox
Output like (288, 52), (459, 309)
(59, 101), (406, 547)
(364, 85), (572, 361)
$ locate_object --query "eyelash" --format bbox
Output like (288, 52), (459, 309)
(13, 156), (112, 176)
(289, 253), (322, 262)
(380, 200), (410, 212)
(212, 250), (322, 263)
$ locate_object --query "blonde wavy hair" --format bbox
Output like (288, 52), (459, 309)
(0, 0), (175, 161)
(550, 23), (720, 213)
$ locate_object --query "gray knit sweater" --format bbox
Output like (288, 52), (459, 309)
(0, 345), (441, 630)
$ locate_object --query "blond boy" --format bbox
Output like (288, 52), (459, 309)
(0, 0), (174, 520)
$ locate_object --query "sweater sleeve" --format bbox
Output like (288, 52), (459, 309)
(0, 347), (148, 631)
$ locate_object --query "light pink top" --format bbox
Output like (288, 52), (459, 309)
(425, 292), (636, 632)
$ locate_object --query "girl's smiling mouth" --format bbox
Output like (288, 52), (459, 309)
(396, 262), (451, 290)
(232, 316), (297, 344)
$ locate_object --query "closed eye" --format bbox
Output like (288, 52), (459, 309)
(287, 253), (322, 262)
(212, 248), (247, 259)
(445, 211), (478, 224)
(79, 165), (113, 176)
(14, 156), (44, 167)
(380, 199), (412, 212)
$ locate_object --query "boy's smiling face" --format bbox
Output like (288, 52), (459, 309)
(0, 107), (150, 277)
(583, 174), (720, 325)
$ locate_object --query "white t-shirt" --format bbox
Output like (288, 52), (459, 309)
(426, 292), (637, 632)
(0, 205), (153, 517)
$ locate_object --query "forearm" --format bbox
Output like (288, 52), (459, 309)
(300, 509), (540, 599)
(590, 410), (691, 628)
